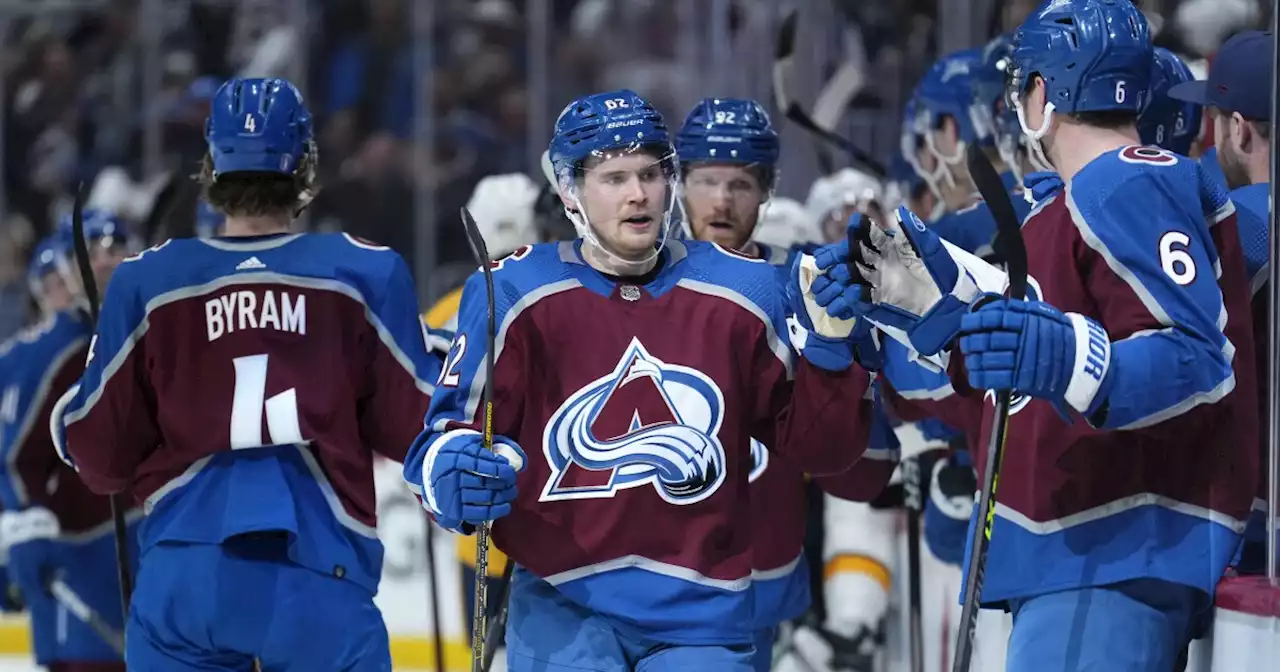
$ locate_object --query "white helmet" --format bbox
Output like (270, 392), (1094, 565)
(805, 168), (883, 229)
(465, 173), (541, 257)
(754, 197), (819, 249)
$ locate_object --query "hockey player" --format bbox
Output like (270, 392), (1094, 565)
(1141, 48), (1203, 158)
(404, 89), (873, 670)
(1, 214), (137, 672)
(815, 1), (1258, 669)
(675, 97), (888, 671)
(52, 78), (438, 670)
(1168, 29), (1273, 575)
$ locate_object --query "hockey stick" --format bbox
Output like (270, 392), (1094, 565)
(772, 10), (886, 178)
(69, 183), (134, 619)
(901, 457), (925, 672)
(950, 144), (1027, 672)
(459, 206), (497, 672)
(481, 561), (515, 672)
(42, 569), (125, 657)
(425, 519), (445, 672)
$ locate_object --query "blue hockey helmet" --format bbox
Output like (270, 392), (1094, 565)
(548, 89), (674, 192)
(675, 98), (780, 187)
(27, 231), (71, 293)
(971, 35), (1015, 147)
(54, 208), (133, 250)
(205, 78), (315, 179)
(916, 49), (984, 148)
(1008, 0), (1153, 118)
(1139, 48), (1201, 155)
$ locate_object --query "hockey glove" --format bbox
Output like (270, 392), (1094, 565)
(0, 508), (59, 613)
(923, 450), (976, 567)
(958, 296), (1115, 422)
(788, 251), (881, 371)
(815, 207), (979, 357)
(422, 429), (526, 528)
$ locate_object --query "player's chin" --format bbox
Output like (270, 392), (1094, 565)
(610, 227), (661, 256)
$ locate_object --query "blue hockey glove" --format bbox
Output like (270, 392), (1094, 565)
(422, 429), (526, 527)
(958, 296), (1115, 420)
(788, 250), (880, 371)
(0, 508), (58, 613)
(814, 208), (979, 357)
(923, 451), (976, 567)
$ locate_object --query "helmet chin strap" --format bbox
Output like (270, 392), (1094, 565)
(1014, 96), (1057, 172)
(923, 131), (968, 191)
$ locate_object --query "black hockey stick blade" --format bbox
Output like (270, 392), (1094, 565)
(952, 144), (1028, 672)
(68, 183), (135, 618)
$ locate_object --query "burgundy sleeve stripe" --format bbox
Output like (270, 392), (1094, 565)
(674, 278), (794, 379)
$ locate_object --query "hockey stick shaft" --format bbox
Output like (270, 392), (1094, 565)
(46, 576), (125, 656)
(69, 183), (134, 620)
(425, 519), (446, 672)
(481, 560), (516, 672)
(902, 458), (925, 672)
(460, 207), (498, 672)
(951, 145), (1027, 672)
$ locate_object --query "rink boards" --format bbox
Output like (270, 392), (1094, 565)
(0, 459), (1272, 670)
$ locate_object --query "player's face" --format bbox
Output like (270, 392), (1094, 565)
(1214, 111), (1251, 190)
(89, 238), (130, 292)
(575, 151), (670, 260)
(683, 164), (768, 250)
(37, 272), (74, 313)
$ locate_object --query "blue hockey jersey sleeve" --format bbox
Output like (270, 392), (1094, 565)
(360, 255), (441, 462)
(1068, 167), (1234, 430)
(1229, 183), (1270, 294)
(56, 257), (158, 492)
(403, 265), (530, 521)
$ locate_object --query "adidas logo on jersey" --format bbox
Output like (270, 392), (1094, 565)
(235, 257), (266, 271)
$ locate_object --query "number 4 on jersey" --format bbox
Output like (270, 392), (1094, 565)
(230, 354), (305, 449)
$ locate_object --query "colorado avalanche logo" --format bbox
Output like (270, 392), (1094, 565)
(541, 338), (728, 505)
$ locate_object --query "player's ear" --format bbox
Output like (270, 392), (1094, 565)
(1230, 111), (1252, 152)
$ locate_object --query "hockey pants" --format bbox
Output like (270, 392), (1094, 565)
(126, 533), (391, 671)
(505, 566), (756, 671)
(1006, 578), (1201, 672)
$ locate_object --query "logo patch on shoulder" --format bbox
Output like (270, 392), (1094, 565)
(540, 338), (728, 505)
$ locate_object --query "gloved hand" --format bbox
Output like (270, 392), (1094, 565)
(787, 250), (880, 371)
(958, 296), (1115, 421)
(924, 450), (977, 567)
(423, 430), (526, 527)
(815, 207), (980, 357)
(0, 508), (59, 612)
